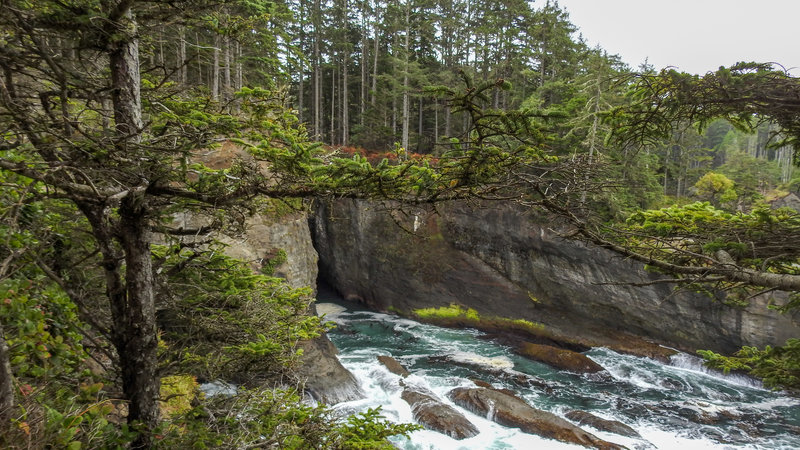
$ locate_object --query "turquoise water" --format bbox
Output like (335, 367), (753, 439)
(319, 299), (800, 449)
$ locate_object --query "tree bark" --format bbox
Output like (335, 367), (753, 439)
(109, 12), (143, 140)
(371, 19), (379, 107)
(298, 0), (306, 124)
(107, 8), (159, 447)
(401, 3), (410, 151)
(117, 195), (160, 448)
(212, 34), (220, 100)
(178, 26), (187, 86)
(313, 0), (322, 139)
(0, 322), (14, 427)
(330, 66), (336, 145)
(360, 0), (367, 126)
(342, 2), (349, 147)
(223, 36), (232, 101)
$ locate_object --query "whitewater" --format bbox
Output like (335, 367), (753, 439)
(317, 300), (800, 449)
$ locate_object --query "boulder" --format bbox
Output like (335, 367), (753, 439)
(401, 388), (479, 440)
(517, 342), (604, 373)
(297, 335), (363, 404)
(377, 355), (410, 377)
(469, 378), (520, 398)
(565, 410), (640, 438)
(771, 192), (800, 212)
(448, 387), (623, 449)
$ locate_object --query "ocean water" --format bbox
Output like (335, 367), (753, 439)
(317, 300), (800, 449)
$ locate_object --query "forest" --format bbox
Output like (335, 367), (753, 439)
(0, 0), (799, 448)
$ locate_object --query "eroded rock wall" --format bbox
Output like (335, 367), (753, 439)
(312, 199), (800, 354)
(232, 211), (361, 404)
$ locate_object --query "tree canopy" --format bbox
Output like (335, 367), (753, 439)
(2, 0), (800, 446)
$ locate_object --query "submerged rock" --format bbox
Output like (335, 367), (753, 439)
(447, 387), (623, 449)
(377, 355), (410, 378)
(401, 387), (479, 440)
(517, 342), (604, 373)
(565, 410), (641, 438)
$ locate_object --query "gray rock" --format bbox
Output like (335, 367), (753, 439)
(377, 355), (410, 377)
(771, 192), (800, 212)
(447, 387), (623, 449)
(565, 410), (641, 438)
(312, 199), (800, 356)
(401, 387), (479, 440)
(222, 209), (361, 404)
(297, 334), (363, 404)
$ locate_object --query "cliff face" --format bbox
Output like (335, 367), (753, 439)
(220, 212), (319, 289)
(312, 199), (800, 355)
(218, 211), (361, 404)
(186, 142), (361, 404)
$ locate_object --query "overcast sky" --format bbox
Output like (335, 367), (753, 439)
(555, 0), (800, 74)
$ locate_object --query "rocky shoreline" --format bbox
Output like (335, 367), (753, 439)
(377, 355), (635, 448)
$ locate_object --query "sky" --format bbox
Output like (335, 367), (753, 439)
(555, 0), (800, 74)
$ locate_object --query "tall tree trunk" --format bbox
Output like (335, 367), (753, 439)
(360, 1), (368, 126)
(178, 27), (187, 86)
(212, 34), (220, 100)
(298, 0), (306, 124)
(342, 3), (349, 147)
(581, 76), (601, 204)
(434, 99), (438, 144)
(417, 96), (423, 151)
(223, 36), (232, 101)
(445, 102), (451, 138)
(330, 66), (336, 145)
(117, 196), (159, 449)
(0, 322), (13, 427)
(298, 66), (305, 124)
(371, 20), (379, 107)
(196, 32), (202, 86)
(107, 10), (159, 448)
(401, 3), (410, 151)
(313, 0), (322, 139)
(236, 40), (242, 91)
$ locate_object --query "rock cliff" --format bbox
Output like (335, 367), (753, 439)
(185, 142), (361, 404)
(312, 199), (800, 355)
(212, 209), (361, 403)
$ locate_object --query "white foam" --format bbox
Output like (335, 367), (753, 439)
(315, 302), (348, 318)
(636, 425), (760, 450)
(199, 380), (237, 397)
(449, 351), (515, 370)
(669, 353), (764, 389)
(329, 311), (800, 449)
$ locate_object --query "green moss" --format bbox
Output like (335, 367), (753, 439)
(527, 292), (540, 303)
(414, 304), (479, 321)
(411, 304), (550, 340)
(509, 318), (545, 333)
(160, 375), (199, 418)
(386, 305), (403, 315)
(260, 248), (287, 276)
